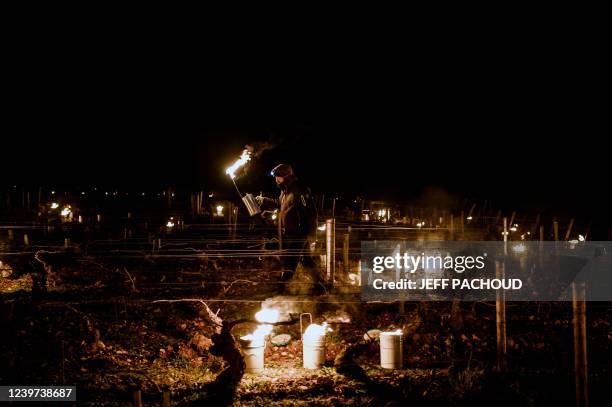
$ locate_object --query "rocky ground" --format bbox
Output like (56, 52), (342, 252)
(1, 254), (610, 406)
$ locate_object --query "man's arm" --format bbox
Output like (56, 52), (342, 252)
(257, 196), (279, 210)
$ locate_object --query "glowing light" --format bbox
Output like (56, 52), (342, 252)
(166, 221), (175, 228)
(381, 329), (403, 336)
(466, 216), (473, 220)
(240, 308), (280, 346)
(225, 149), (251, 179)
(303, 323), (332, 341)
(51, 190), (55, 195)
(50, 202), (59, 209)
(578, 234), (585, 242)
(318, 224), (326, 231)
(255, 309), (279, 324)
(512, 243), (526, 253)
(240, 324), (273, 343)
(60, 206), (72, 217)
(215, 205), (224, 217)
(271, 210), (278, 220)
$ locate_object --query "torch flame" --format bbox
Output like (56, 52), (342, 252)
(225, 149), (251, 179)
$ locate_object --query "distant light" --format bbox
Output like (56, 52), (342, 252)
(51, 190), (55, 195)
(512, 243), (526, 253)
(509, 226), (517, 232)
(171, 193), (175, 197)
(142, 192), (146, 196)
(578, 234), (585, 242)
(215, 205), (224, 217)
(318, 224), (326, 231)
(81, 192), (86, 195)
(166, 221), (175, 228)
(61, 206), (72, 217)
(466, 216), (473, 220)
(50, 202), (59, 209)
(105, 192), (109, 195)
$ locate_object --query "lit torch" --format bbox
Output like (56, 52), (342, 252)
(225, 148), (261, 216)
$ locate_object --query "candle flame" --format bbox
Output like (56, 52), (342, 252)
(255, 309), (279, 324)
(225, 149), (251, 179)
(303, 323), (332, 341)
(240, 324), (273, 342)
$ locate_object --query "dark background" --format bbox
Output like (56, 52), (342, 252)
(1, 59), (608, 235)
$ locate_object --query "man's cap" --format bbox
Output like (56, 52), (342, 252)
(270, 163), (294, 177)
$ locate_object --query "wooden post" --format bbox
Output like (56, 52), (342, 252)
(565, 218), (575, 241)
(162, 390), (171, 407)
(553, 220), (559, 242)
(343, 233), (350, 278)
(8, 229), (14, 241)
(450, 214), (455, 240)
(326, 218), (335, 287)
(495, 260), (507, 372)
(503, 217), (508, 243)
(460, 211), (465, 238)
(508, 211), (516, 228)
(539, 225), (544, 242)
(572, 282), (588, 407)
(132, 388), (143, 407)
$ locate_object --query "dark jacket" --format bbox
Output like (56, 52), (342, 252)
(261, 175), (317, 238)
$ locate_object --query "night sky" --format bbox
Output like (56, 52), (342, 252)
(2, 71), (608, 232)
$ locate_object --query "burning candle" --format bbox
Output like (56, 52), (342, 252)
(302, 323), (332, 369)
(380, 329), (403, 369)
(240, 308), (280, 373)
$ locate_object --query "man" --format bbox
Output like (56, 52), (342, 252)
(257, 163), (323, 294)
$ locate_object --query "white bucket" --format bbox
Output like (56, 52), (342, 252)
(242, 339), (265, 373)
(303, 336), (325, 369)
(380, 331), (403, 369)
